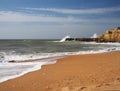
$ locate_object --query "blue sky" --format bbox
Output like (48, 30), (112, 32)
(0, 0), (120, 39)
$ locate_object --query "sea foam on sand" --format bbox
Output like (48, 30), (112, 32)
(0, 57), (58, 83)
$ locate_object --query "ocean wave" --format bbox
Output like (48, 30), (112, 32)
(82, 42), (120, 45)
(0, 45), (120, 62)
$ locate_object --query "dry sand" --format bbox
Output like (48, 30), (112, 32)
(0, 51), (120, 91)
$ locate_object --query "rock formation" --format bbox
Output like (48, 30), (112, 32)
(98, 27), (120, 42)
(65, 27), (120, 42)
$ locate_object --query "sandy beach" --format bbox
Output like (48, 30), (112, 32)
(0, 51), (120, 91)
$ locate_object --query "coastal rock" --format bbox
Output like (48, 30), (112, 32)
(65, 38), (99, 42)
(65, 27), (120, 42)
(98, 27), (120, 42)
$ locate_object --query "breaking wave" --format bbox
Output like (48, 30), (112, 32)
(59, 36), (70, 42)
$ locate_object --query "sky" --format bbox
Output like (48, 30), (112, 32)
(0, 0), (120, 39)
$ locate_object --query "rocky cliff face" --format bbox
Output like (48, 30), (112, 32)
(99, 27), (120, 42)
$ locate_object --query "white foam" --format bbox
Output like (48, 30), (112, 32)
(0, 52), (66, 62)
(59, 36), (70, 42)
(0, 58), (57, 83)
(81, 41), (120, 45)
(1, 42), (120, 62)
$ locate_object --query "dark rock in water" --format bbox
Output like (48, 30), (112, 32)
(0, 56), (4, 59)
(0, 56), (5, 61)
(9, 60), (16, 63)
(1, 56), (4, 58)
(107, 48), (116, 52)
(65, 38), (99, 42)
(65, 38), (74, 41)
(75, 38), (98, 42)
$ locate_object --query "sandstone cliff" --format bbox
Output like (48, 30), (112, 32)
(98, 27), (120, 42)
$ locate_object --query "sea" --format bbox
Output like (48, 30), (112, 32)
(0, 37), (120, 83)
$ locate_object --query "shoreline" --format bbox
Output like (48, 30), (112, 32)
(0, 51), (120, 91)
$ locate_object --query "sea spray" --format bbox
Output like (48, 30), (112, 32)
(59, 36), (70, 42)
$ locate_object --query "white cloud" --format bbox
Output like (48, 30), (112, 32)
(24, 7), (120, 14)
(0, 11), (84, 23)
(0, 10), (120, 24)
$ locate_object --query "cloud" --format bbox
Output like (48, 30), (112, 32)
(0, 10), (119, 24)
(24, 7), (120, 14)
(0, 10), (88, 23)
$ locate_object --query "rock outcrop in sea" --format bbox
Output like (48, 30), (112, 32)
(65, 27), (120, 43)
(98, 27), (120, 42)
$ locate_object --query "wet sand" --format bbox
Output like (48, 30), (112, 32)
(0, 51), (120, 91)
